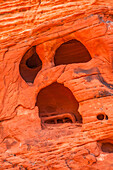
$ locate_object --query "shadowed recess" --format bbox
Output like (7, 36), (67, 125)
(36, 82), (82, 125)
(97, 114), (108, 120)
(54, 39), (91, 66)
(101, 143), (113, 153)
(19, 46), (42, 83)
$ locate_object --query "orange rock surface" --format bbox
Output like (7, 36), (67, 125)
(0, 0), (113, 169)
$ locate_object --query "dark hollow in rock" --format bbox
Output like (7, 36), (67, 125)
(97, 114), (108, 120)
(36, 82), (82, 125)
(101, 143), (113, 153)
(26, 53), (40, 69)
(19, 46), (42, 83)
(105, 115), (108, 120)
(97, 114), (104, 120)
(54, 39), (92, 66)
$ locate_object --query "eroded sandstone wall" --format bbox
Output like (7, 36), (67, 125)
(0, 0), (113, 169)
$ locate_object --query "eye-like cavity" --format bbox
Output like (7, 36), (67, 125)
(35, 82), (82, 125)
(19, 46), (42, 83)
(54, 39), (92, 66)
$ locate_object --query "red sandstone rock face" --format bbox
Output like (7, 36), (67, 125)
(0, 0), (113, 169)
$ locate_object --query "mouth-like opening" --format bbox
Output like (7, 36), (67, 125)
(36, 82), (82, 127)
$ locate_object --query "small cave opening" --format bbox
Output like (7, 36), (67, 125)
(26, 53), (40, 69)
(19, 46), (42, 83)
(101, 143), (113, 153)
(35, 82), (82, 125)
(97, 114), (108, 120)
(97, 114), (104, 120)
(54, 39), (92, 66)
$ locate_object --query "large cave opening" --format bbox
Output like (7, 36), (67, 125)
(36, 82), (82, 125)
(19, 46), (42, 83)
(54, 39), (91, 66)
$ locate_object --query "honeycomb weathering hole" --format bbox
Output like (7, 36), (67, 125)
(19, 46), (42, 83)
(97, 114), (104, 120)
(54, 39), (92, 66)
(36, 82), (82, 125)
(26, 53), (40, 69)
(97, 114), (108, 120)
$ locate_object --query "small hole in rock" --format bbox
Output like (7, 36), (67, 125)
(97, 114), (104, 120)
(45, 119), (55, 124)
(64, 118), (72, 123)
(57, 119), (63, 123)
(26, 53), (41, 69)
(105, 115), (108, 120)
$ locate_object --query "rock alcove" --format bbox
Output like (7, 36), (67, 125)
(36, 82), (82, 125)
(19, 46), (42, 83)
(101, 142), (113, 153)
(54, 39), (92, 66)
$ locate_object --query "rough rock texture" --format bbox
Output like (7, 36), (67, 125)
(0, 0), (113, 169)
